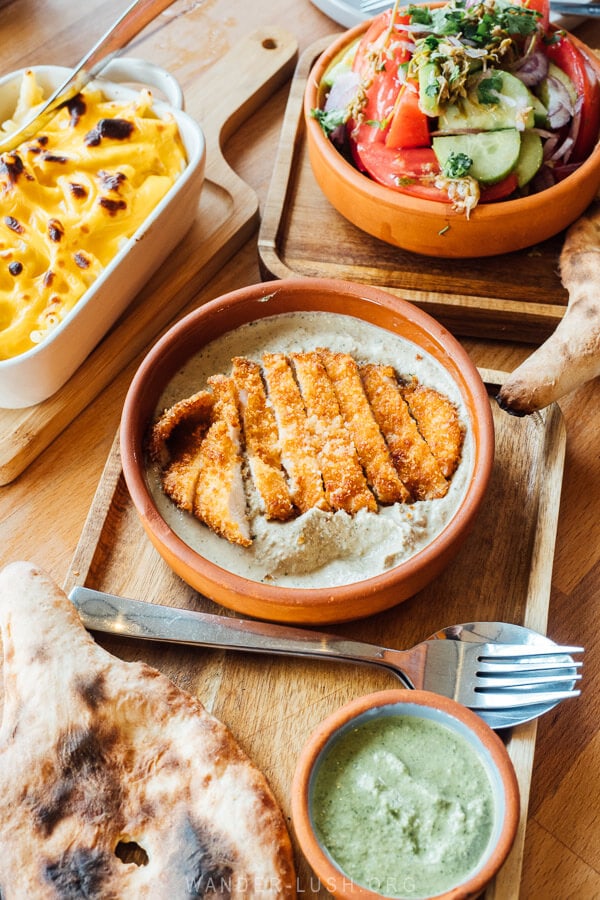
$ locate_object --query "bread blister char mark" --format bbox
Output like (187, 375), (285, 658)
(150, 351), (465, 547)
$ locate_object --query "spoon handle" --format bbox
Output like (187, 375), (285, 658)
(0, 0), (177, 154)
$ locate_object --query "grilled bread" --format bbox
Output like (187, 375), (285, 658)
(0, 562), (296, 898)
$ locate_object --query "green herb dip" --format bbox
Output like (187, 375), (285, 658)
(311, 713), (495, 898)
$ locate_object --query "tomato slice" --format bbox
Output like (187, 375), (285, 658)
(546, 35), (600, 161)
(479, 172), (519, 202)
(385, 80), (431, 150)
(350, 140), (449, 199)
(351, 141), (438, 182)
(351, 9), (412, 145)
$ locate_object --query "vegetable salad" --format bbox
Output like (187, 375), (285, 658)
(312, 0), (600, 214)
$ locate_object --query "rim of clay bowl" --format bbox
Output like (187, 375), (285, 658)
(120, 277), (494, 623)
(303, 17), (600, 256)
(291, 689), (520, 900)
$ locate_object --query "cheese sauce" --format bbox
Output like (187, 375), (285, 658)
(148, 311), (475, 589)
(0, 70), (186, 359)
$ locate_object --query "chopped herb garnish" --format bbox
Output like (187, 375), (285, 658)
(310, 107), (347, 136)
(477, 74), (504, 105)
(442, 151), (473, 178)
(408, 5), (433, 25)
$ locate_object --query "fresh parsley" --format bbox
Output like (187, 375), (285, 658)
(477, 74), (504, 105)
(310, 107), (347, 136)
(443, 151), (473, 178)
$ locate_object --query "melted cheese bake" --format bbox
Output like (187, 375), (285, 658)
(0, 70), (186, 360)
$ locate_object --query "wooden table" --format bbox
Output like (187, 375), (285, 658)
(0, 1), (599, 897)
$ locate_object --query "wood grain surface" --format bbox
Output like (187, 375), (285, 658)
(0, 1), (599, 898)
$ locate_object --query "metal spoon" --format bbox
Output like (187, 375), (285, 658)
(69, 586), (581, 731)
(0, 0), (177, 155)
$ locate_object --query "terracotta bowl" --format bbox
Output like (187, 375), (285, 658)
(291, 690), (520, 899)
(304, 21), (600, 258)
(120, 277), (494, 624)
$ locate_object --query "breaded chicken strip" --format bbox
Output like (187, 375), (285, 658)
(401, 377), (464, 478)
(262, 353), (329, 514)
(232, 356), (294, 521)
(291, 352), (377, 514)
(319, 349), (410, 504)
(148, 390), (215, 512)
(148, 390), (215, 467)
(162, 424), (210, 513)
(193, 375), (251, 547)
(360, 364), (449, 501)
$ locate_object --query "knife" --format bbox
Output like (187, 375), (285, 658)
(67, 585), (408, 678)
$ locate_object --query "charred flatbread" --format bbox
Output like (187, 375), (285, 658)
(0, 562), (296, 899)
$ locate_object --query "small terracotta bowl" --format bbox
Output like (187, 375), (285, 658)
(120, 277), (494, 624)
(291, 690), (520, 899)
(304, 21), (600, 258)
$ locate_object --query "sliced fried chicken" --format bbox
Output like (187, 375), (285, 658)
(193, 375), (251, 547)
(401, 378), (464, 478)
(360, 364), (449, 501)
(147, 390), (215, 467)
(231, 357), (294, 521)
(262, 353), (329, 514)
(148, 390), (215, 512)
(290, 352), (377, 514)
(319, 349), (410, 504)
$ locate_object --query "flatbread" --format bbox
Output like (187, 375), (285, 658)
(0, 562), (296, 899)
(497, 200), (600, 414)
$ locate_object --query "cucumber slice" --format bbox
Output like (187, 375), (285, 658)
(433, 130), (521, 185)
(530, 91), (548, 127)
(538, 61), (577, 107)
(515, 131), (544, 187)
(419, 61), (443, 117)
(438, 69), (535, 132)
(321, 37), (360, 88)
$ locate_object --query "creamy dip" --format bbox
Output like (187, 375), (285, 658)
(148, 311), (474, 589)
(311, 714), (495, 898)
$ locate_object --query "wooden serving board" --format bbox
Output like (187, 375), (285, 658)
(258, 37), (571, 346)
(0, 27), (298, 487)
(63, 371), (566, 900)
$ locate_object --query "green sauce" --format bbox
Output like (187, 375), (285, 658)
(311, 714), (495, 898)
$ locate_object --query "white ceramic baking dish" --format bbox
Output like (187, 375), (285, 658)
(0, 58), (205, 408)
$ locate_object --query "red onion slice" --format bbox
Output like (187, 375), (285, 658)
(512, 50), (549, 87)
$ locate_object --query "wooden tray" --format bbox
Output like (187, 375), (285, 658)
(258, 37), (571, 345)
(63, 370), (566, 899)
(0, 27), (298, 487)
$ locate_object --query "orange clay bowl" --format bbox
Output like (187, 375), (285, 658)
(120, 278), (494, 624)
(304, 21), (600, 258)
(291, 690), (520, 899)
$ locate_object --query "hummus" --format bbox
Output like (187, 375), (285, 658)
(148, 311), (474, 589)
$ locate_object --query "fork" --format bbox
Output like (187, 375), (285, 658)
(359, 0), (600, 16)
(0, 0), (178, 156)
(69, 587), (582, 713)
